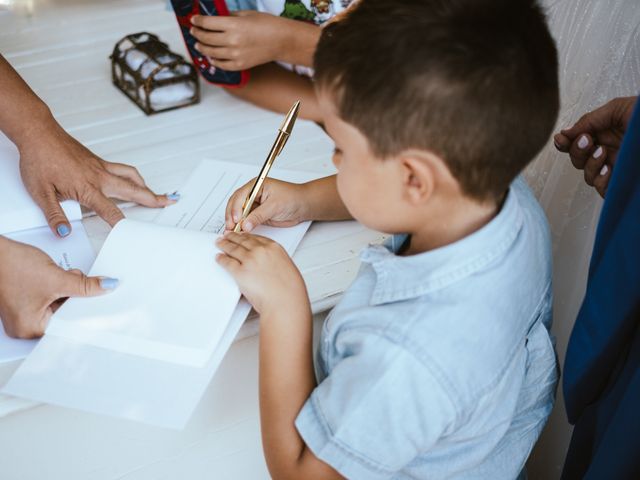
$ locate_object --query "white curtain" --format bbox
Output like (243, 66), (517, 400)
(525, 0), (640, 477)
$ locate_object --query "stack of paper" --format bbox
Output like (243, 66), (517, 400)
(0, 132), (96, 362)
(2, 160), (319, 428)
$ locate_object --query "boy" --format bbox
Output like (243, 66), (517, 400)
(216, 0), (560, 478)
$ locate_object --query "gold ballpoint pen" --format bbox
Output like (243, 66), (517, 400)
(233, 100), (301, 232)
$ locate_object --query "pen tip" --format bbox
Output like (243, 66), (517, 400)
(280, 101), (301, 134)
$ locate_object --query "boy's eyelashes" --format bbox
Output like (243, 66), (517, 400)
(333, 147), (343, 156)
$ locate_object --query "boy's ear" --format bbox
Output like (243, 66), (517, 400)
(398, 150), (443, 205)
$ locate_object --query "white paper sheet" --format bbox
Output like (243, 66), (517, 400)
(0, 223), (96, 363)
(3, 159), (321, 427)
(0, 131), (81, 235)
(46, 220), (241, 367)
(155, 159), (317, 237)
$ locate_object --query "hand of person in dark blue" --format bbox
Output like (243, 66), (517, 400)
(554, 96), (636, 197)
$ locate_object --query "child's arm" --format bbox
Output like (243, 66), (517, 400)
(190, 12), (320, 71)
(224, 174), (352, 232)
(225, 63), (323, 122)
(190, 12), (323, 121)
(215, 233), (344, 479)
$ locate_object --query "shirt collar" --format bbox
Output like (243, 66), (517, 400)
(360, 186), (524, 305)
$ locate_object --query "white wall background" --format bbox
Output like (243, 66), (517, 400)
(525, 1), (640, 478)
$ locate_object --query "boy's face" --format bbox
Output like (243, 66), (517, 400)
(318, 92), (410, 234)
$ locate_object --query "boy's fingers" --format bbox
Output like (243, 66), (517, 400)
(195, 44), (233, 61)
(216, 236), (250, 261)
(208, 57), (241, 72)
(216, 253), (242, 275)
(223, 231), (260, 247)
(230, 10), (252, 17)
(190, 28), (229, 48)
(241, 203), (276, 232)
(568, 133), (594, 170)
(190, 14), (230, 31)
(583, 146), (607, 186)
(226, 180), (256, 227)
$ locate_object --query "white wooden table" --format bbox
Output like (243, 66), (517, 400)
(0, 1), (385, 478)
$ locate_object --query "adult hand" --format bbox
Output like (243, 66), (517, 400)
(0, 237), (117, 339)
(225, 178), (309, 232)
(19, 121), (177, 237)
(554, 96), (637, 198)
(190, 11), (288, 71)
(215, 232), (308, 315)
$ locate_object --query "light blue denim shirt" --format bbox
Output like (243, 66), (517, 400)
(295, 178), (558, 479)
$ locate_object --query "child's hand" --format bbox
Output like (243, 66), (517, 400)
(215, 232), (308, 315)
(190, 11), (290, 71)
(225, 178), (309, 232)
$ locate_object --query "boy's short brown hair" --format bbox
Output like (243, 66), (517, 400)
(314, 0), (559, 202)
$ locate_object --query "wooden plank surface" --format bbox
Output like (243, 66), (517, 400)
(0, 1), (385, 478)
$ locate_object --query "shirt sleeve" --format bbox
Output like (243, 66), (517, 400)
(295, 333), (458, 480)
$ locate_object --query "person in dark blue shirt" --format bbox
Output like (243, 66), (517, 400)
(554, 95), (640, 479)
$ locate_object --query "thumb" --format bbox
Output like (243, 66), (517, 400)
(561, 101), (619, 141)
(58, 271), (119, 298)
(241, 203), (277, 232)
(36, 189), (72, 238)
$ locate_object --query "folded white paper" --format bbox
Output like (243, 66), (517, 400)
(46, 220), (241, 367)
(3, 159), (322, 427)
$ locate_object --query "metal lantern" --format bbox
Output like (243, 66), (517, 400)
(111, 32), (200, 115)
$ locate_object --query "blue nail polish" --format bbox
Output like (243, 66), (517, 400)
(56, 224), (70, 237)
(167, 192), (181, 201)
(100, 277), (120, 290)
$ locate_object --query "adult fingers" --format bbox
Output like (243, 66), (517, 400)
(560, 101), (619, 141)
(568, 133), (595, 170)
(553, 133), (571, 152)
(103, 162), (147, 187)
(107, 176), (174, 208)
(593, 163), (612, 199)
(35, 188), (72, 238)
(583, 145), (608, 186)
(57, 269), (119, 298)
(86, 191), (125, 226)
